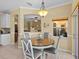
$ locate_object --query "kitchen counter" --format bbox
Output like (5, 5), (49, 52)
(1, 33), (10, 35)
(1, 33), (10, 34)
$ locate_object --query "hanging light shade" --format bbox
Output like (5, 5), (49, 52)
(38, 9), (48, 17)
(38, 0), (48, 17)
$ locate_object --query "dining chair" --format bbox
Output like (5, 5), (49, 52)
(21, 39), (42, 59)
(44, 35), (61, 58)
(24, 33), (30, 39)
(43, 32), (49, 39)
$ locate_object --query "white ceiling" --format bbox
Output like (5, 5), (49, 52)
(0, 0), (72, 12)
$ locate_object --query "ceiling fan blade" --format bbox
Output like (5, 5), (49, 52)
(26, 2), (32, 6)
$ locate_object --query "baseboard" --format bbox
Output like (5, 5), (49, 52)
(58, 48), (72, 54)
(72, 52), (75, 56)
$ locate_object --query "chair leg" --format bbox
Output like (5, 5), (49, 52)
(23, 56), (26, 59)
(45, 52), (48, 59)
(45, 54), (48, 59)
(25, 56), (30, 59)
(24, 57), (26, 59)
(45, 52), (57, 59)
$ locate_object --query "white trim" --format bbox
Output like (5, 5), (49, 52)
(58, 48), (72, 54)
(47, 2), (72, 9)
(72, 52), (75, 56)
(19, 2), (72, 10)
(59, 48), (76, 57)
(10, 2), (72, 12)
(20, 2), (72, 10)
(19, 6), (38, 10)
(10, 7), (20, 12)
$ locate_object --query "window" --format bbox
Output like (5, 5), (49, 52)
(52, 19), (68, 37)
(24, 14), (41, 32)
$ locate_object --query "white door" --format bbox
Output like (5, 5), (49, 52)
(73, 7), (78, 59)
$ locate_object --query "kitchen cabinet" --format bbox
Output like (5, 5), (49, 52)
(1, 14), (10, 28)
(1, 34), (10, 45)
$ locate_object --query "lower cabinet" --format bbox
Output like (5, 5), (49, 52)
(1, 34), (10, 45)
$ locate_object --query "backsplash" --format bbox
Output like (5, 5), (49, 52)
(0, 28), (10, 34)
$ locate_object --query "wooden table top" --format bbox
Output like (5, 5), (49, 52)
(32, 38), (54, 46)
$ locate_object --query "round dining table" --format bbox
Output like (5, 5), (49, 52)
(31, 38), (55, 59)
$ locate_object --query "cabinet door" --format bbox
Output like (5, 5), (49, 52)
(1, 34), (10, 45)
(1, 15), (6, 28)
(5, 14), (10, 28)
(1, 14), (10, 28)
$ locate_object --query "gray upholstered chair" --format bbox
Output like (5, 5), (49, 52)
(43, 32), (49, 39)
(21, 39), (42, 59)
(44, 35), (61, 57)
(24, 33), (30, 39)
(44, 30), (67, 54)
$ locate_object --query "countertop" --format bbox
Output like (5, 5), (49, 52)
(0, 33), (10, 35)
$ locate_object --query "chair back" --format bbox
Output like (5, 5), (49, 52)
(44, 32), (49, 38)
(24, 33), (30, 39)
(55, 36), (60, 49)
(51, 35), (60, 49)
(21, 39), (34, 59)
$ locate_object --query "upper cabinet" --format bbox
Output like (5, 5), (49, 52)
(1, 14), (10, 28)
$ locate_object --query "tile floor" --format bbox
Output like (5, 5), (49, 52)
(0, 45), (75, 59)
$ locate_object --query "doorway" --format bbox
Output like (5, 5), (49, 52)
(14, 15), (18, 44)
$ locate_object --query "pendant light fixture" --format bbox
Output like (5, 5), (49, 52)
(38, 0), (48, 17)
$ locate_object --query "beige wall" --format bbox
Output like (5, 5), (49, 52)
(42, 4), (72, 52)
(10, 8), (36, 47)
(10, 8), (20, 44)
(42, 4), (72, 32)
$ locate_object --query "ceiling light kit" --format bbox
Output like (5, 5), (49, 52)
(38, 0), (48, 17)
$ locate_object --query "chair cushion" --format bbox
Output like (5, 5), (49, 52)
(33, 49), (42, 58)
(25, 49), (42, 59)
(44, 47), (56, 54)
